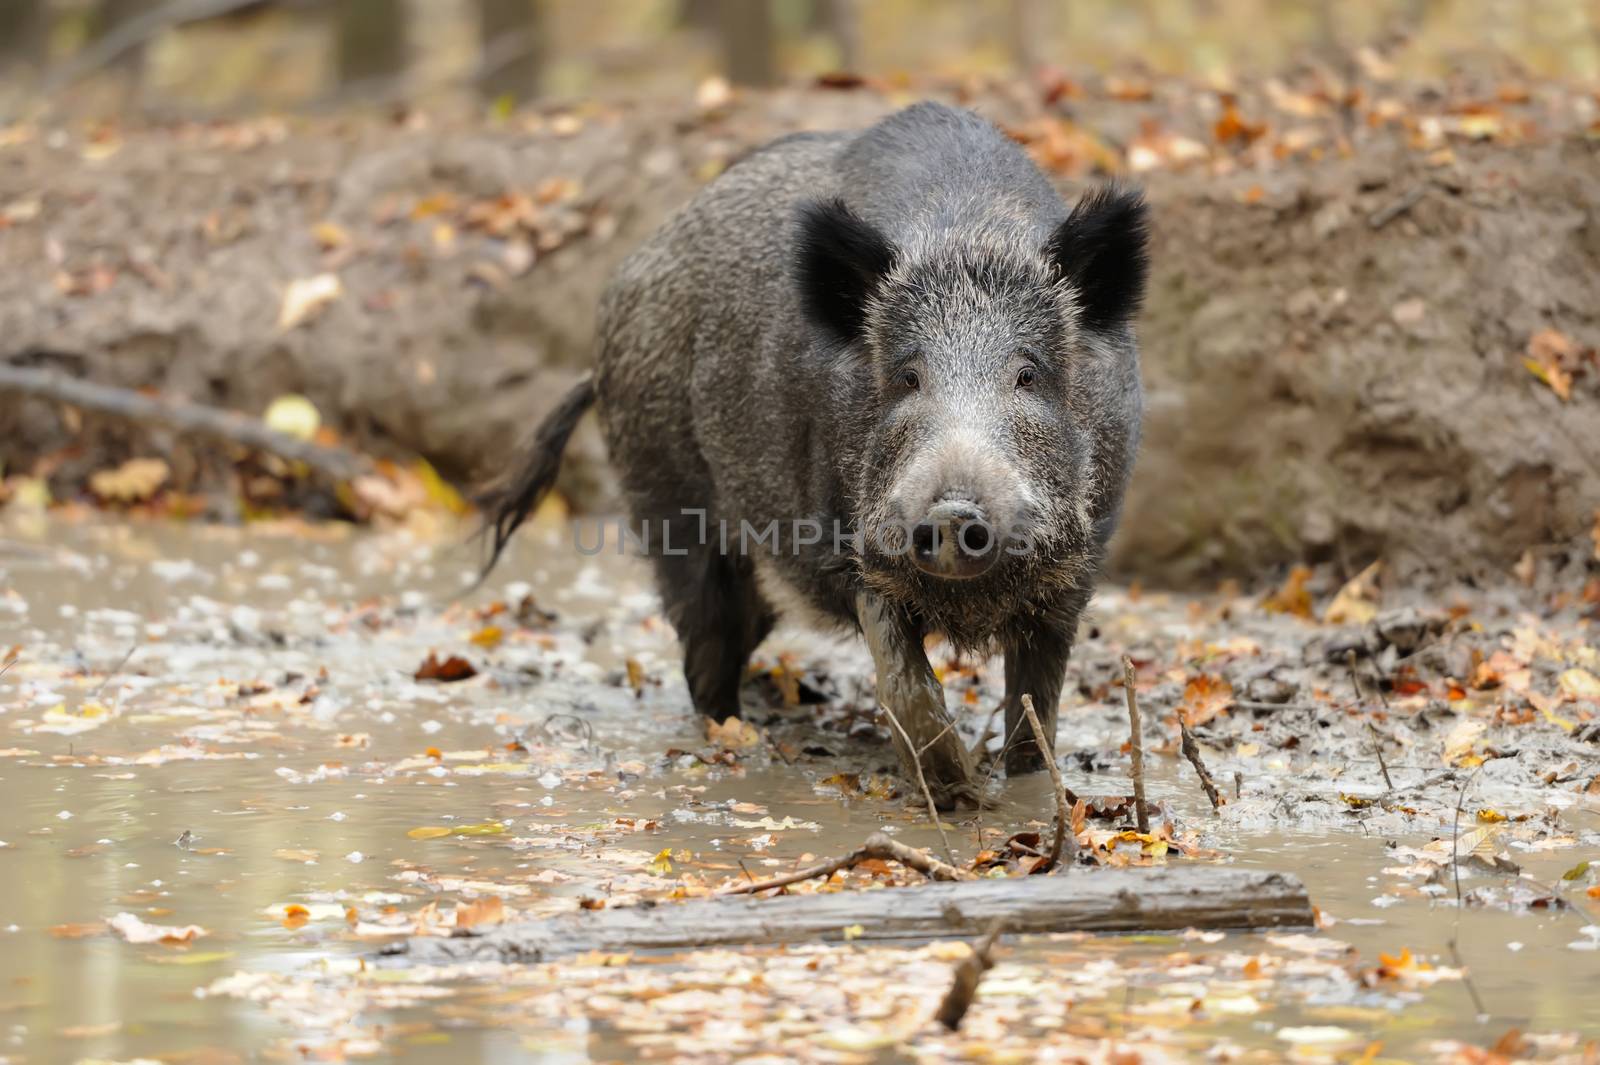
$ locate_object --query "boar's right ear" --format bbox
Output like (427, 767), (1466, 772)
(795, 198), (896, 346)
(1045, 186), (1149, 334)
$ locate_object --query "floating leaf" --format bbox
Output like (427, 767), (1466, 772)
(1561, 861), (1591, 881)
(469, 625), (503, 649)
(647, 848), (674, 876)
(407, 827), (452, 840)
(452, 822), (508, 837)
(107, 912), (207, 945)
(454, 896), (504, 929)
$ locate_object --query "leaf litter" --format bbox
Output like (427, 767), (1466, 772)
(0, 514), (1597, 1061)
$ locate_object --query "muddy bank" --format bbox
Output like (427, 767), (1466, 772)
(1, 76), (1597, 584)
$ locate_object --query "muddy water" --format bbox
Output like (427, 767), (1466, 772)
(0, 514), (1596, 1063)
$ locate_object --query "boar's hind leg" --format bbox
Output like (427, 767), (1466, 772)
(856, 592), (979, 810)
(1000, 622), (1075, 775)
(660, 543), (773, 723)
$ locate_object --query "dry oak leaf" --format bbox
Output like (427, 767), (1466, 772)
(89, 457), (170, 504)
(414, 653), (477, 682)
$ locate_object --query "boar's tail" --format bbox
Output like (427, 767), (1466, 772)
(476, 374), (596, 580)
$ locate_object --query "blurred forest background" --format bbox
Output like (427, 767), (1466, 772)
(1, 0), (1599, 117)
(1, 1), (1597, 586)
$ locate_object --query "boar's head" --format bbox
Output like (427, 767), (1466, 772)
(795, 187), (1148, 648)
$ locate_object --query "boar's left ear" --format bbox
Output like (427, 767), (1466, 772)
(1045, 186), (1149, 334)
(795, 198), (897, 346)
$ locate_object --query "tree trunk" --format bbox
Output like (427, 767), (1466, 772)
(336, 0), (407, 91)
(820, 0), (860, 72)
(1006, 0), (1052, 76)
(0, 1), (49, 71)
(477, 0), (542, 102)
(399, 866), (1315, 964)
(715, 0), (777, 87)
(91, 0), (155, 76)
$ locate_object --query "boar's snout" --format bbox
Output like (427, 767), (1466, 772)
(908, 498), (999, 581)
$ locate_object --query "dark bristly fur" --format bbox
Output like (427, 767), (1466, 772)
(479, 102), (1148, 777)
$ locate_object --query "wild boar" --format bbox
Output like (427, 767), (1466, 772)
(482, 102), (1148, 807)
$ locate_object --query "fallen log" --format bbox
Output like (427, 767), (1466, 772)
(397, 866), (1314, 965)
(0, 360), (371, 482)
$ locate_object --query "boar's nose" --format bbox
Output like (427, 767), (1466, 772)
(909, 499), (999, 580)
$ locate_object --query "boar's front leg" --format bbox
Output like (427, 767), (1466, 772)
(856, 592), (979, 810)
(1000, 621), (1075, 775)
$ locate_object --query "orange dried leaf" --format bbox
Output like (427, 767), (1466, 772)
(455, 896), (505, 930)
(414, 653), (476, 683)
(1262, 566), (1314, 618)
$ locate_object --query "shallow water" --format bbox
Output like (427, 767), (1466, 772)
(1, 514), (1597, 1062)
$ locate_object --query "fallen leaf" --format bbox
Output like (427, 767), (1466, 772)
(415, 653), (477, 682)
(1180, 673), (1234, 726)
(89, 457), (169, 504)
(1521, 328), (1581, 401)
(454, 896), (505, 929)
(707, 716), (760, 750)
(647, 847), (673, 876)
(49, 923), (106, 939)
(277, 273), (342, 330)
(1559, 668), (1600, 701)
(107, 912), (207, 945)
(407, 826), (452, 840)
(263, 394), (321, 442)
(1324, 560), (1382, 625)
(1262, 566), (1314, 618)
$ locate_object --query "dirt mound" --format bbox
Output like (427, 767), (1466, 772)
(1, 79), (1596, 584)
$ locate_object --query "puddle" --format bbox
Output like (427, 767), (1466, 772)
(1, 515), (1597, 1062)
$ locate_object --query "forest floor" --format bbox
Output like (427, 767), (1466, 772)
(1, 509), (1597, 1063)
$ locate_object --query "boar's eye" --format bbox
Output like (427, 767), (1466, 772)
(1015, 366), (1037, 389)
(901, 368), (921, 391)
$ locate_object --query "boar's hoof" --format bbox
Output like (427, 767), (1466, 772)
(909, 500), (999, 581)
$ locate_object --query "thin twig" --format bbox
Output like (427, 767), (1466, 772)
(1369, 722), (1396, 791)
(1178, 714), (1223, 812)
(1020, 694), (1074, 873)
(89, 644), (139, 700)
(0, 360), (370, 482)
(716, 831), (967, 896)
(1367, 184), (1426, 229)
(1448, 762), (1489, 1021)
(935, 918), (1006, 1030)
(881, 703), (957, 866)
(1122, 656), (1150, 834)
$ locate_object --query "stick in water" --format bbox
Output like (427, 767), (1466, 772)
(1019, 693), (1075, 872)
(716, 831), (967, 896)
(1122, 656), (1151, 834)
(880, 703), (957, 866)
(1178, 714), (1224, 812)
(935, 918), (1006, 1030)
